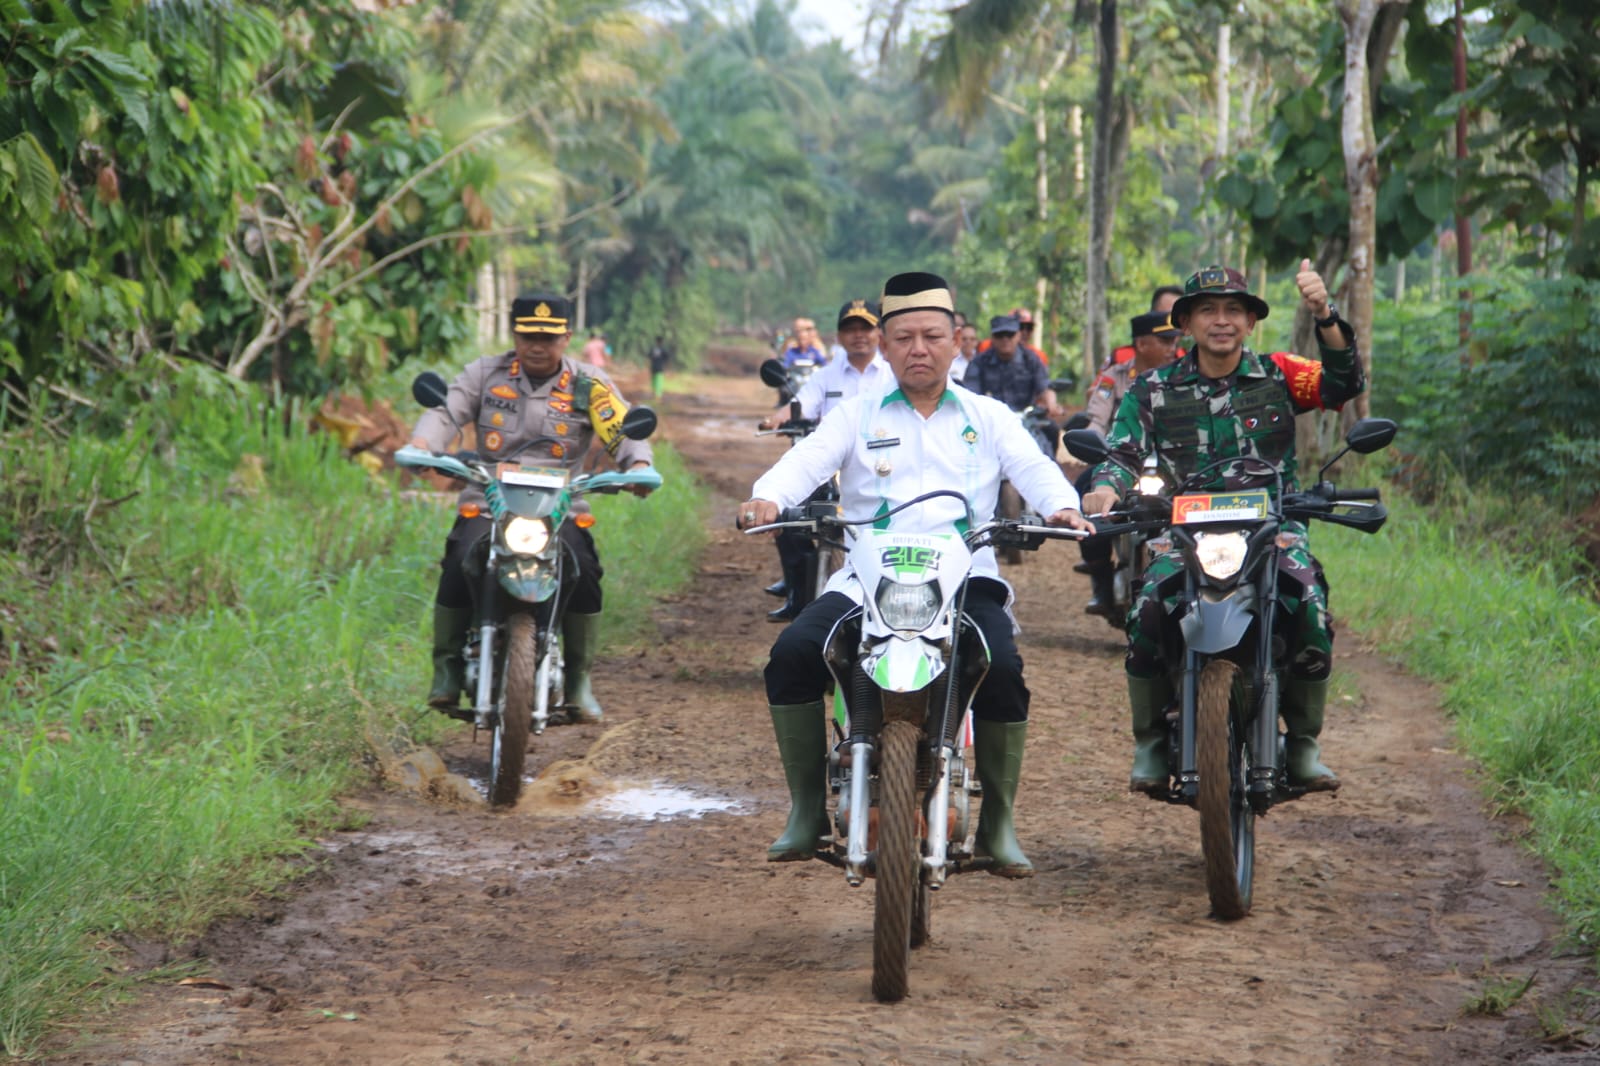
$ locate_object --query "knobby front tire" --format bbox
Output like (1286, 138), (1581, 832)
(872, 720), (919, 1002)
(489, 612), (535, 808)
(1196, 658), (1253, 920)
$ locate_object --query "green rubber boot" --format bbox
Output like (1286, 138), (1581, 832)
(427, 604), (472, 712)
(767, 701), (829, 862)
(1283, 677), (1340, 792)
(973, 718), (1033, 879)
(1127, 673), (1173, 794)
(562, 612), (605, 724)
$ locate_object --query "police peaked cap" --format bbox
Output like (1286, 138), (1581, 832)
(1131, 311), (1180, 339)
(511, 292), (572, 335)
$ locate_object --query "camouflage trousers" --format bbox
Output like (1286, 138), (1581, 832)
(1123, 538), (1334, 682)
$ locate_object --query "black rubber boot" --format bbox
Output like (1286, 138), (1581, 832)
(767, 558), (808, 623)
(1283, 677), (1340, 792)
(1127, 673), (1173, 794)
(428, 604), (472, 712)
(764, 578), (788, 599)
(1083, 560), (1117, 618)
(767, 701), (830, 861)
(562, 611), (605, 723)
(972, 718), (1033, 879)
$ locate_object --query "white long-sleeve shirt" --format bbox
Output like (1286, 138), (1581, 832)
(752, 381), (1079, 597)
(790, 351), (892, 421)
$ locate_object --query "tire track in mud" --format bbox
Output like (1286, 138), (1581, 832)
(47, 366), (1594, 1065)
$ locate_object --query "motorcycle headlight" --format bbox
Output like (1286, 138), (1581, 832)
(503, 516), (552, 555)
(1136, 474), (1166, 496)
(875, 578), (943, 631)
(1194, 531), (1248, 580)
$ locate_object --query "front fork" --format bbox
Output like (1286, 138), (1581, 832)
(841, 738), (957, 890)
(1175, 565), (1284, 806)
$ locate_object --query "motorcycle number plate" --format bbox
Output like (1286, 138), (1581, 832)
(1171, 490), (1270, 524)
(499, 465), (568, 488)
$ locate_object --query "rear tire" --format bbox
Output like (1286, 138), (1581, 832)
(489, 612), (535, 807)
(872, 720), (919, 1002)
(1197, 659), (1253, 919)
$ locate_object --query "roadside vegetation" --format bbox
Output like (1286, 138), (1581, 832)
(0, 375), (706, 1056)
(1321, 490), (1600, 959)
(1312, 268), (1600, 960)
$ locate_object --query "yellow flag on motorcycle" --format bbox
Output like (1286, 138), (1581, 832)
(582, 375), (629, 457)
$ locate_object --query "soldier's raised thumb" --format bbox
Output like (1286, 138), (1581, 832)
(1299, 257), (1312, 273)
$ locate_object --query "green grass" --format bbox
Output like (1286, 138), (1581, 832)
(1318, 491), (1600, 959)
(0, 378), (707, 1057)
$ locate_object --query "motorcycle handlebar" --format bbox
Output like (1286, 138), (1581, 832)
(1331, 487), (1381, 502)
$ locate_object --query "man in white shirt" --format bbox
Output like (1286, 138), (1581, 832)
(759, 299), (892, 622)
(951, 320), (978, 383)
(738, 272), (1094, 878)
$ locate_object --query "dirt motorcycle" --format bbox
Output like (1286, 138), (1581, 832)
(756, 357), (842, 604)
(1063, 434), (1171, 629)
(396, 371), (660, 807)
(1065, 417), (1395, 919)
(766, 351), (821, 406)
(995, 404), (1059, 565)
(749, 490), (1084, 1001)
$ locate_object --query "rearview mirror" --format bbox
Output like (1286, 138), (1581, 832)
(412, 371), (449, 409)
(1062, 427), (1109, 466)
(759, 358), (789, 390)
(621, 406), (658, 440)
(1344, 417), (1398, 455)
(1047, 376), (1076, 394)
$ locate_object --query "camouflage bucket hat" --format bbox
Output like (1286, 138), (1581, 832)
(1170, 265), (1269, 322)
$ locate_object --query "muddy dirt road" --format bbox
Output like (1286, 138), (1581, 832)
(50, 364), (1595, 1065)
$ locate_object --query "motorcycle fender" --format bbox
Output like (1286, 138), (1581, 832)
(861, 637), (946, 694)
(1179, 584), (1256, 654)
(497, 558), (557, 602)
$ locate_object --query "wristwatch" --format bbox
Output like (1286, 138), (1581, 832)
(1314, 303), (1341, 329)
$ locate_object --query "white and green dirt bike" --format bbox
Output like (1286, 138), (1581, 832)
(751, 490), (1084, 1001)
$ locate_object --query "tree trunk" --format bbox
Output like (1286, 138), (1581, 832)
(1454, 0), (1473, 355)
(1337, 0), (1390, 423)
(1216, 22), (1233, 267)
(1083, 0), (1118, 385)
(1034, 47), (1068, 361)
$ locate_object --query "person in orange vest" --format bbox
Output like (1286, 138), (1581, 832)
(1103, 285), (1184, 370)
(1012, 307), (1049, 367)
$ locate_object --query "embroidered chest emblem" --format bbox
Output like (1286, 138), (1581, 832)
(961, 425), (978, 444)
(875, 457), (892, 476)
(490, 385), (518, 400)
(491, 412), (505, 427)
(483, 429), (504, 451)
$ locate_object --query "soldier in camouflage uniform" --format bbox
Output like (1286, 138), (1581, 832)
(409, 292), (655, 724)
(1076, 311), (1182, 617)
(1081, 261), (1363, 794)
